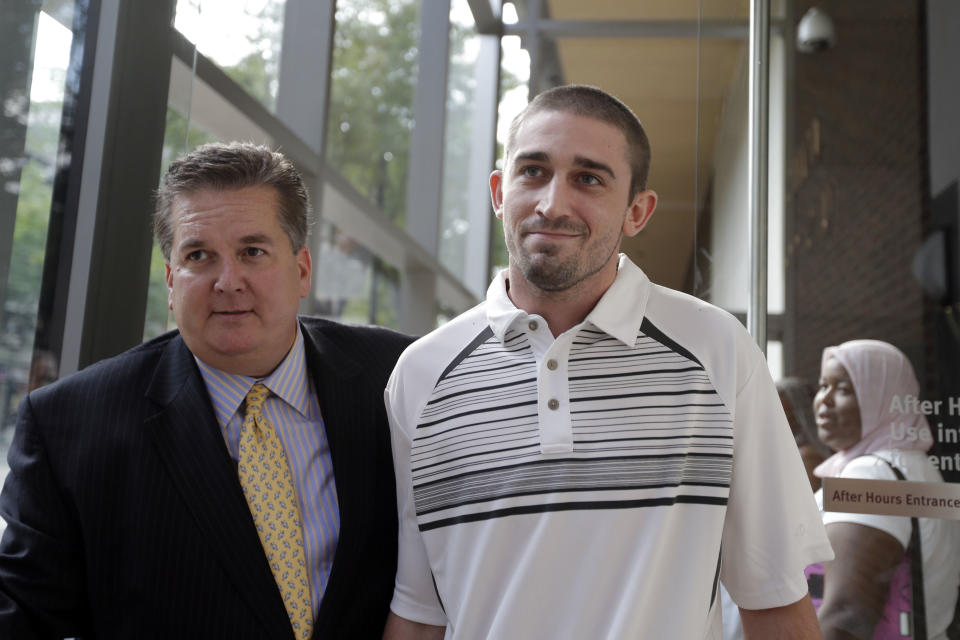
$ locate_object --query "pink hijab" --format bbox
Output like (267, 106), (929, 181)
(813, 339), (932, 478)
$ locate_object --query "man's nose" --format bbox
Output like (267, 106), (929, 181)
(214, 260), (245, 292)
(535, 177), (567, 218)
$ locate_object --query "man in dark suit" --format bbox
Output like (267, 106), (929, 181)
(0, 142), (412, 638)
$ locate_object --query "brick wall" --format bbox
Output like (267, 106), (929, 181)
(787, 1), (929, 387)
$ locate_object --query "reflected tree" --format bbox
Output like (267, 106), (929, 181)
(326, 0), (420, 225)
(222, 1), (283, 109)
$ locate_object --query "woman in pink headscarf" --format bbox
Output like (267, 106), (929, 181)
(812, 339), (960, 639)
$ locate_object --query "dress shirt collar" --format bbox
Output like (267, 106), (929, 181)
(195, 323), (313, 429)
(486, 254), (652, 346)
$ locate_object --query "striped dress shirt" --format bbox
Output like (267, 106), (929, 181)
(196, 326), (338, 619)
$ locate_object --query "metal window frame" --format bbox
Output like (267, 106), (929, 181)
(471, 1), (776, 351)
(60, 0), (176, 374)
(53, 0), (494, 367)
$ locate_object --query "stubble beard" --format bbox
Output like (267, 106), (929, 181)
(517, 250), (590, 292)
(510, 229), (622, 293)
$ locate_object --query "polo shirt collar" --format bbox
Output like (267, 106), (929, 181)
(585, 254), (652, 346)
(195, 324), (312, 428)
(485, 269), (528, 343)
(485, 254), (652, 347)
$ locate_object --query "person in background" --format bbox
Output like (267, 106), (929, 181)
(779, 377), (832, 492)
(383, 84), (833, 640)
(813, 339), (960, 639)
(0, 142), (412, 639)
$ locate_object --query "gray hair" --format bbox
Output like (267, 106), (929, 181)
(154, 142), (310, 260)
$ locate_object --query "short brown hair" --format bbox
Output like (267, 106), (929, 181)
(154, 142), (310, 260)
(503, 84), (652, 198)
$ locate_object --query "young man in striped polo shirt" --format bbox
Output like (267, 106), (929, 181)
(383, 85), (833, 639)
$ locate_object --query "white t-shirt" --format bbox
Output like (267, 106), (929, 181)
(815, 449), (960, 640)
(388, 256), (833, 639)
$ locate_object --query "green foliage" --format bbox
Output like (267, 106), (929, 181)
(333, 258), (399, 327)
(437, 20), (480, 280)
(326, 0), (520, 287)
(440, 19), (520, 280)
(7, 163), (51, 316)
(159, 107), (218, 175)
(372, 259), (400, 327)
(326, 0), (421, 225)
(2, 102), (61, 366)
(194, 0), (283, 112)
(223, 52), (274, 109)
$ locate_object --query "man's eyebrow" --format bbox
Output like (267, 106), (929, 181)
(239, 233), (273, 245)
(513, 151), (549, 164)
(573, 155), (616, 180)
(512, 151), (617, 181)
(175, 233), (274, 252)
(175, 237), (205, 252)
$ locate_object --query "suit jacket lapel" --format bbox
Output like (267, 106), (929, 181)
(301, 322), (378, 627)
(143, 335), (292, 638)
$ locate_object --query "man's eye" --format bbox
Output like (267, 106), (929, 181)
(244, 247), (266, 258)
(520, 166), (543, 178)
(186, 250), (208, 261)
(579, 174), (602, 186)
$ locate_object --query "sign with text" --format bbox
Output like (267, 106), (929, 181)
(822, 477), (960, 520)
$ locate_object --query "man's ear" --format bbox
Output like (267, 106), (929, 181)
(296, 247), (312, 299)
(489, 170), (505, 219)
(165, 263), (174, 309)
(622, 189), (658, 237)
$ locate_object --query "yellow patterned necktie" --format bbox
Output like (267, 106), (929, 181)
(239, 382), (313, 639)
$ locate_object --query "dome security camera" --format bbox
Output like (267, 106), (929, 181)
(797, 7), (836, 53)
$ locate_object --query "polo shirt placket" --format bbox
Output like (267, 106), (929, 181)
(517, 315), (576, 455)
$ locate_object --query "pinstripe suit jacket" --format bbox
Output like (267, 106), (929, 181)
(0, 317), (412, 639)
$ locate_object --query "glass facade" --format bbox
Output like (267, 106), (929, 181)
(0, 1), (81, 481)
(439, 1), (481, 281)
(312, 220), (379, 323)
(326, 0), (420, 226)
(173, 0), (287, 112)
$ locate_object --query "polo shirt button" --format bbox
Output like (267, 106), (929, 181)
(546, 359), (558, 370)
(547, 398), (559, 410)
(528, 320), (538, 331)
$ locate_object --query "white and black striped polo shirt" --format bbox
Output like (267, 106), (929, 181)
(387, 255), (833, 639)
(412, 316), (733, 532)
